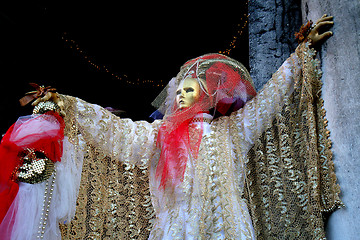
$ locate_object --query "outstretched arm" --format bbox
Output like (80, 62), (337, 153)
(30, 91), (161, 166)
(230, 49), (301, 153)
(230, 15), (333, 154)
(64, 95), (161, 164)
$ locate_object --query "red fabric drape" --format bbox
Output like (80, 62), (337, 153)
(0, 112), (64, 224)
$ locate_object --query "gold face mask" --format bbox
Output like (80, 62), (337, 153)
(176, 78), (201, 110)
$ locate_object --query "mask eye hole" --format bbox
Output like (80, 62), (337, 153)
(176, 90), (182, 95)
(186, 88), (194, 93)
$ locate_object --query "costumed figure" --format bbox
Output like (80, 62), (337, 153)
(0, 15), (342, 239)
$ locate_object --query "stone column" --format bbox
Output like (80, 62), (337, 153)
(301, 1), (360, 239)
(248, 0), (301, 90)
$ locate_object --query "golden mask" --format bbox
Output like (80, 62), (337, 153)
(176, 78), (201, 109)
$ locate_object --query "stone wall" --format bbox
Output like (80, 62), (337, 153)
(249, 0), (360, 239)
(301, 1), (360, 239)
(248, 0), (301, 90)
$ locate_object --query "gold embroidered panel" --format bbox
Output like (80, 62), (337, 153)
(240, 44), (342, 239)
(60, 144), (154, 239)
(59, 96), (156, 239)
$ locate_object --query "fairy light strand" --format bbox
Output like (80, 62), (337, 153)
(61, 14), (248, 88)
(61, 32), (165, 87)
(218, 13), (249, 55)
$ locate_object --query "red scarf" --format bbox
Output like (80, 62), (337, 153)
(156, 112), (205, 190)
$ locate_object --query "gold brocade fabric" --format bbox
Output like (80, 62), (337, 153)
(59, 43), (341, 239)
(238, 45), (342, 239)
(59, 96), (158, 239)
(59, 145), (155, 239)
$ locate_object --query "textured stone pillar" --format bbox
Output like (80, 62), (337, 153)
(301, 1), (360, 239)
(248, 0), (301, 90)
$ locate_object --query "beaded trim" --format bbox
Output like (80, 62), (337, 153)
(33, 101), (60, 115)
(37, 169), (56, 239)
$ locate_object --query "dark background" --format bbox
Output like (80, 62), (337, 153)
(0, 1), (248, 134)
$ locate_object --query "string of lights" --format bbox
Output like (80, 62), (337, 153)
(61, 32), (165, 87)
(61, 14), (248, 88)
(218, 13), (249, 55)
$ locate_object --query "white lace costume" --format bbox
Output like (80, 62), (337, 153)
(60, 45), (300, 239)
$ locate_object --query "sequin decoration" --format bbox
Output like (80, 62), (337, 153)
(15, 148), (55, 184)
(33, 101), (61, 115)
